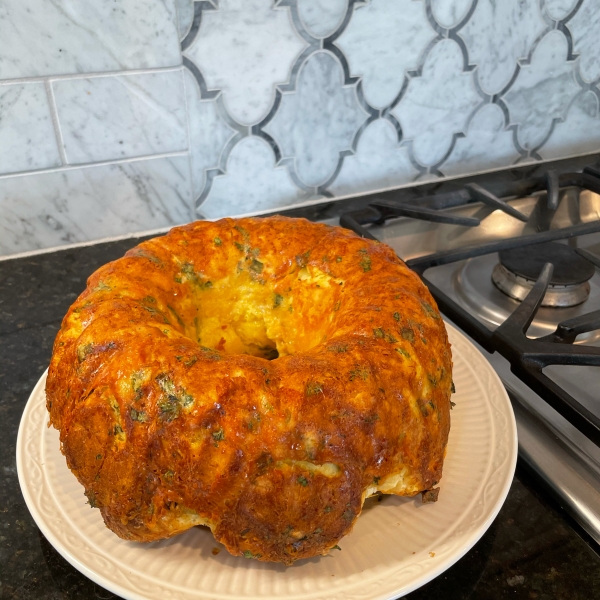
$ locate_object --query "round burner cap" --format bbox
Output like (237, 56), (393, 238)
(498, 242), (595, 286)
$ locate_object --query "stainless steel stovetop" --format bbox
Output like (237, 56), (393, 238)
(336, 176), (600, 545)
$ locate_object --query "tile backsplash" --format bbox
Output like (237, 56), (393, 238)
(1, 0), (600, 257)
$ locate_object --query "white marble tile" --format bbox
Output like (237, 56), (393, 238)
(264, 51), (367, 187)
(0, 83), (61, 175)
(184, 68), (236, 199)
(539, 92), (600, 161)
(503, 30), (580, 152)
(336, 0), (436, 109)
(544, 0), (578, 20)
(53, 70), (187, 165)
(460, 0), (547, 95)
(430, 0), (475, 28)
(568, 0), (600, 83)
(0, 0), (181, 80)
(330, 119), (418, 196)
(442, 103), (519, 176)
(392, 39), (480, 167)
(199, 136), (308, 218)
(0, 156), (193, 256)
(176, 0), (195, 38)
(296, 0), (347, 38)
(184, 0), (307, 125)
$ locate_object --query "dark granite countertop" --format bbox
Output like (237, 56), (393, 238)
(2, 156), (600, 599)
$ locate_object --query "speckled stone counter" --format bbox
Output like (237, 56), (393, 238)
(3, 158), (600, 598)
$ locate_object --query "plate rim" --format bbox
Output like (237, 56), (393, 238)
(16, 322), (518, 600)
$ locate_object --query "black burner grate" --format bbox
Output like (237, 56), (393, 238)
(340, 169), (600, 446)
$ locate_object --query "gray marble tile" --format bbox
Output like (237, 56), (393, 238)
(336, 0), (436, 109)
(264, 51), (367, 187)
(503, 30), (580, 152)
(184, 0), (307, 125)
(0, 0), (181, 80)
(568, 0), (600, 83)
(176, 0), (195, 38)
(199, 136), (308, 218)
(0, 83), (61, 175)
(52, 70), (187, 165)
(330, 118), (417, 197)
(544, 0), (578, 20)
(430, 0), (475, 28)
(297, 0), (347, 38)
(392, 39), (480, 167)
(442, 103), (520, 177)
(539, 92), (600, 161)
(184, 68), (236, 199)
(0, 156), (193, 256)
(460, 0), (547, 95)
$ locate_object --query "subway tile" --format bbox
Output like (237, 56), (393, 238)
(0, 156), (193, 256)
(0, 82), (61, 174)
(0, 0), (181, 80)
(53, 70), (187, 164)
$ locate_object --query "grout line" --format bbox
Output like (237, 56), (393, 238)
(0, 150), (190, 180)
(45, 80), (68, 165)
(0, 65), (183, 87)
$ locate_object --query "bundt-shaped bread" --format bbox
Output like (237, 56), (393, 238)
(46, 216), (452, 564)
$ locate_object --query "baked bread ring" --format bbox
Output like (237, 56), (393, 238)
(46, 216), (452, 564)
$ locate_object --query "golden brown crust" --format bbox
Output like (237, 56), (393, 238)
(46, 216), (452, 564)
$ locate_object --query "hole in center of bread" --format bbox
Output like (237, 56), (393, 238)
(171, 263), (343, 360)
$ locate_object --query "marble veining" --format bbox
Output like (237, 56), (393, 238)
(183, 68), (237, 200)
(567, 0), (600, 83)
(3, 0), (600, 257)
(544, 0), (579, 20)
(176, 0), (195, 38)
(460, 0), (547, 95)
(264, 51), (368, 187)
(430, 0), (475, 28)
(539, 91), (600, 161)
(442, 103), (521, 177)
(0, 0), (181, 80)
(52, 70), (188, 164)
(0, 156), (192, 256)
(336, 0), (436, 109)
(184, 0), (307, 125)
(392, 38), (480, 168)
(330, 118), (418, 197)
(199, 136), (309, 218)
(296, 0), (348, 38)
(0, 83), (61, 175)
(503, 30), (580, 152)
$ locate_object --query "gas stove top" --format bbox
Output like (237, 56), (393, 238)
(335, 164), (600, 547)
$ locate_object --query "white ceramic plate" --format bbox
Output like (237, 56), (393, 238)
(17, 322), (517, 600)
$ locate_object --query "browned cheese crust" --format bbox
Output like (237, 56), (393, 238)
(46, 216), (452, 564)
